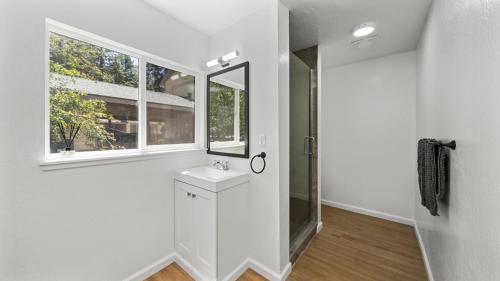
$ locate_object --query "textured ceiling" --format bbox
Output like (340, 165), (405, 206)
(142, 0), (270, 35)
(283, 0), (433, 68)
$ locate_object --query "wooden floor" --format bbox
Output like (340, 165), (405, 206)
(144, 263), (263, 281)
(146, 205), (428, 281)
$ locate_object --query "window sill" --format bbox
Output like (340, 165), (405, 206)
(40, 147), (206, 171)
(211, 141), (245, 149)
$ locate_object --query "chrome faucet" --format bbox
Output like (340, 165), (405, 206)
(211, 159), (229, 170)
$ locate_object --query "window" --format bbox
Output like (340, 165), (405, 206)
(49, 33), (139, 153)
(46, 22), (199, 158)
(146, 63), (195, 145)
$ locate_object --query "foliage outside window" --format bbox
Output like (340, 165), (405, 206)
(146, 63), (195, 145)
(209, 81), (246, 143)
(48, 30), (197, 156)
(49, 32), (139, 153)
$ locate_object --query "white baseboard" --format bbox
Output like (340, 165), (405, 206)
(221, 259), (251, 281)
(321, 199), (414, 226)
(316, 221), (324, 233)
(248, 259), (291, 281)
(122, 252), (207, 281)
(278, 262), (292, 281)
(122, 253), (175, 281)
(414, 222), (435, 281)
(128, 253), (288, 281)
(174, 253), (206, 281)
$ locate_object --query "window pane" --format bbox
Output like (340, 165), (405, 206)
(146, 63), (195, 145)
(49, 32), (139, 153)
(209, 82), (235, 142)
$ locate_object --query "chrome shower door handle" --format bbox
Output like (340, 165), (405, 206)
(303, 136), (315, 155)
(303, 137), (308, 155)
(309, 136), (316, 156)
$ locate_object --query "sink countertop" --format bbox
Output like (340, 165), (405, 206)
(174, 166), (250, 193)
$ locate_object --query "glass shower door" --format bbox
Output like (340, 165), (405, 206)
(289, 53), (313, 247)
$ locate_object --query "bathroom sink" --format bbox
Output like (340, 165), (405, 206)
(175, 166), (249, 193)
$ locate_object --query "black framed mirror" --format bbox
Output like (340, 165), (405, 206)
(207, 62), (249, 158)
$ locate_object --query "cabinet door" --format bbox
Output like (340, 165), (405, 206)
(192, 188), (217, 279)
(174, 181), (195, 262)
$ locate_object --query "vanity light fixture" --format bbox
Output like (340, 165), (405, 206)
(352, 22), (376, 37)
(206, 59), (219, 68)
(222, 51), (239, 62)
(206, 50), (240, 68)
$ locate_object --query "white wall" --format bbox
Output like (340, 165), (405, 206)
(416, 0), (500, 280)
(0, 1), (209, 280)
(277, 0), (291, 272)
(321, 51), (416, 222)
(207, 0), (290, 275)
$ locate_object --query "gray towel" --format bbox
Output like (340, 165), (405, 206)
(436, 147), (450, 200)
(417, 139), (449, 216)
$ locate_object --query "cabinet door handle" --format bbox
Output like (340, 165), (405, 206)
(191, 194), (196, 198)
(187, 192), (191, 197)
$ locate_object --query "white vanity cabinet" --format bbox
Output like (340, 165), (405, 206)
(174, 166), (250, 281)
(175, 180), (217, 279)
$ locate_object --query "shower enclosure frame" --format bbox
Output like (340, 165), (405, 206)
(289, 48), (319, 263)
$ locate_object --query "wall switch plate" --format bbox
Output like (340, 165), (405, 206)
(258, 134), (266, 146)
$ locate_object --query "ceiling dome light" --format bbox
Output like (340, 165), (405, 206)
(352, 22), (376, 37)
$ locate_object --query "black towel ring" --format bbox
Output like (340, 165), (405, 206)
(250, 152), (266, 174)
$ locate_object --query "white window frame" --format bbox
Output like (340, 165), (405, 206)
(44, 19), (204, 163)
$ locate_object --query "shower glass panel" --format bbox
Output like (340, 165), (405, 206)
(289, 53), (314, 251)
